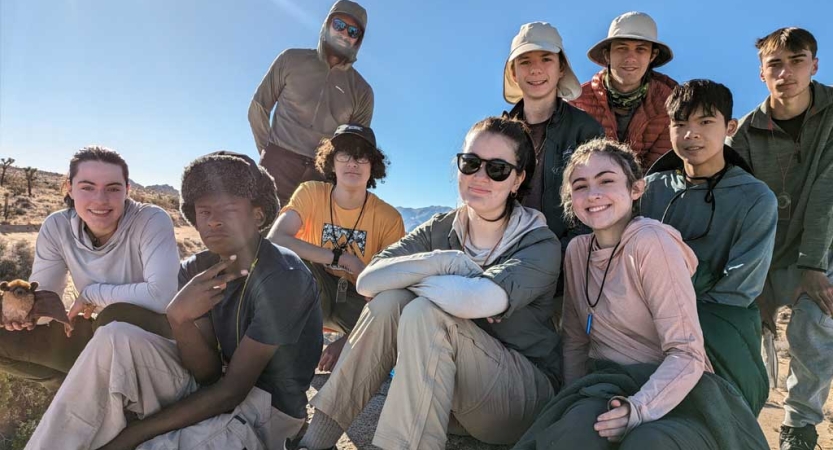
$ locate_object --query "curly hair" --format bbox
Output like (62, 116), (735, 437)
(314, 134), (388, 189)
(560, 138), (643, 226)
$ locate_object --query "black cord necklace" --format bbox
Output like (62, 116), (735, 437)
(328, 184), (368, 265)
(583, 235), (622, 335)
(660, 164), (729, 242)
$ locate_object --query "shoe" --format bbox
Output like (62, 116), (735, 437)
(283, 437), (333, 450)
(779, 424), (820, 450)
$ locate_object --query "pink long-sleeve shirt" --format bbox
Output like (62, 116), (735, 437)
(562, 217), (712, 432)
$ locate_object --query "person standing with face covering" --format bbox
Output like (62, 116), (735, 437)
(248, 0), (374, 207)
(571, 12), (677, 169)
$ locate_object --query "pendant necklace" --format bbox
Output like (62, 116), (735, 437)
(329, 185), (368, 302)
(775, 145), (797, 220)
(584, 235), (622, 334)
(461, 213), (505, 267)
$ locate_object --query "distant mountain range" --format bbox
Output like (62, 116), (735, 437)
(129, 179), (179, 196)
(395, 205), (453, 231)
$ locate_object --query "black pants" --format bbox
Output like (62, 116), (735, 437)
(260, 143), (326, 209)
(305, 262), (365, 335)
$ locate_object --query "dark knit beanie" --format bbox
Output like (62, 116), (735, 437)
(180, 151), (279, 231)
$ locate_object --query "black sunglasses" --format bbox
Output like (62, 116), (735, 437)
(332, 18), (362, 39)
(456, 153), (520, 182)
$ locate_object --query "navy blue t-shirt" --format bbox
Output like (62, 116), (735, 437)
(179, 239), (323, 418)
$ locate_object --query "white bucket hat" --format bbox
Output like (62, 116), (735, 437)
(503, 22), (582, 104)
(587, 12), (673, 68)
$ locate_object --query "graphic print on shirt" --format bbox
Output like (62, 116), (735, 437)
(322, 223), (368, 256)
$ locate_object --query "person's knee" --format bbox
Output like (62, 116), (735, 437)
(366, 289), (414, 321)
(95, 303), (171, 338)
(96, 303), (147, 327)
(619, 425), (677, 449)
(399, 297), (445, 330)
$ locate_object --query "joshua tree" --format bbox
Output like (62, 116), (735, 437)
(23, 167), (37, 197)
(0, 158), (15, 186)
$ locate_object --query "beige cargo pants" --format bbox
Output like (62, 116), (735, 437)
(311, 289), (554, 450)
(25, 322), (303, 450)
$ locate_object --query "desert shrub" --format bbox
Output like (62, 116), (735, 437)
(0, 374), (53, 450)
(0, 239), (33, 281)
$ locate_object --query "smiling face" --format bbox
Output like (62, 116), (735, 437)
(568, 153), (644, 242)
(194, 194), (263, 257)
(512, 50), (564, 103)
(605, 39), (658, 92)
(760, 48), (818, 103)
(670, 106), (737, 178)
(458, 131), (525, 220)
(67, 161), (129, 238)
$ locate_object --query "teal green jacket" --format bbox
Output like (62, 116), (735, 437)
(641, 149), (777, 415)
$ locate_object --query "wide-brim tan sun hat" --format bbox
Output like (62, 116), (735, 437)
(503, 22), (582, 104)
(587, 11), (673, 68)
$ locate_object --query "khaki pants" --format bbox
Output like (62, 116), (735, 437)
(0, 303), (171, 391)
(311, 289), (554, 450)
(25, 322), (303, 450)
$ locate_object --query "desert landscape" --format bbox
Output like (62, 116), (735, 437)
(0, 165), (830, 449)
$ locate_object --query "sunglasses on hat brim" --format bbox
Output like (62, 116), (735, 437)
(456, 153), (520, 182)
(331, 17), (362, 40)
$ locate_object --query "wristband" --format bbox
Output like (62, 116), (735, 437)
(331, 247), (343, 266)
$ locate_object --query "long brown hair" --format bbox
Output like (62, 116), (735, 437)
(463, 116), (535, 220)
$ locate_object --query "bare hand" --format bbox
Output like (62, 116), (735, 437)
(798, 270), (833, 316)
(167, 256), (247, 324)
(595, 398), (631, 441)
(337, 253), (366, 276)
(318, 335), (348, 372)
(3, 319), (35, 332)
(65, 298), (96, 337)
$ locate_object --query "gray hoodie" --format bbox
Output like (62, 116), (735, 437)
(30, 199), (180, 314)
(641, 151), (778, 307)
(728, 81), (833, 272)
(248, 0), (374, 158)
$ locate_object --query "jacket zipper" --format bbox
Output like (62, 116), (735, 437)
(310, 67), (332, 127)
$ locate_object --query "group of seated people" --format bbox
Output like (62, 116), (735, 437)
(1, 9), (831, 450)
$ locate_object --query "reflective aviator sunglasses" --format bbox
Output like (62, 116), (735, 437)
(331, 17), (362, 39)
(456, 153), (519, 182)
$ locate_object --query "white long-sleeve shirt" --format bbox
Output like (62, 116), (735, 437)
(30, 200), (180, 314)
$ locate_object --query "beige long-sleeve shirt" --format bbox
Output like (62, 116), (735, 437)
(562, 217), (712, 432)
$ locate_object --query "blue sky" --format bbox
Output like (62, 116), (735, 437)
(1, 0), (830, 208)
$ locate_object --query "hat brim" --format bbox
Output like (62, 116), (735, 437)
(587, 36), (673, 68)
(332, 131), (376, 149)
(503, 45), (582, 104)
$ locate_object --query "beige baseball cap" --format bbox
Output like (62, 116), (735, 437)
(503, 22), (582, 104)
